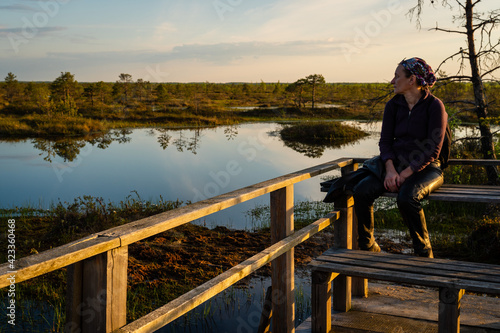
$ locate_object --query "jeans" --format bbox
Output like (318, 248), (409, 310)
(352, 162), (443, 257)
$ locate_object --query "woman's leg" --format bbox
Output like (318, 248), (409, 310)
(397, 165), (443, 257)
(353, 174), (385, 250)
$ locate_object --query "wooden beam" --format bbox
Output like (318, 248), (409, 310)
(312, 270), (337, 333)
(438, 287), (465, 333)
(114, 212), (338, 333)
(271, 185), (295, 333)
(67, 247), (128, 333)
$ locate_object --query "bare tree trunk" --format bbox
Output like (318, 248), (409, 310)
(465, 0), (499, 184)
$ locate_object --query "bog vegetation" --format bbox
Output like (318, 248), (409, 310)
(2, 71), (500, 138)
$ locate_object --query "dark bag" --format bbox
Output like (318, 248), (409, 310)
(438, 123), (452, 169)
(321, 156), (385, 203)
(424, 95), (452, 169)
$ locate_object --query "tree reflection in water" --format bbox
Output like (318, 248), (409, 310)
(281, 137), (359, 158)
(26, 126), (242, 162)
(31, 129), (132, 162)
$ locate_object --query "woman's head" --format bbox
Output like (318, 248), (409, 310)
(399, 57), (436, 90)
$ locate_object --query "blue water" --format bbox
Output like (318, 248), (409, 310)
(0, 122), (381, 230)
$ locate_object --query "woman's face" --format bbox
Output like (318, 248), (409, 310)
(391, 65), (413, 94)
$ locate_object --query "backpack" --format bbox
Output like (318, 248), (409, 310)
(438, 123), (452, 169)
(425, 95), (452, 169)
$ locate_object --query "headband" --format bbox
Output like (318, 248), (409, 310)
(400, 57), (436, 88)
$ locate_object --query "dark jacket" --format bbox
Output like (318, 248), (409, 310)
(379, 92), (447, 172)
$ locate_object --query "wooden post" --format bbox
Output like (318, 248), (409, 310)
(438, 287), (465, 333)
(271, 185), (295, 333)
(332, 164), (356, 312)
(66, 246), (128, 333)
(351, 206), (368, 298)
(257, 286), (272, 333)
(311, 270), (337, 333)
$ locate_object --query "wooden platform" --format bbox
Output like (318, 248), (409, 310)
(308, 248), (500, 332)
(383, 183), (500, 203)
(297, 282), (500, 332)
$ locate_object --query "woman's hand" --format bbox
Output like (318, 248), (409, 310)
(384, 160), (399, 192)
(384, 170), (399, 192)
(397, 167), (414, 188)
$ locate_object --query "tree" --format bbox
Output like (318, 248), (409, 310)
(285, 78), (308, 108)
(117, 73), (133, 104)
(50, 72), (79, 114)
(409, 0), (500, 184)
(25, 82), (52, 114)
(4, 72), (21, 104)
(305, 74), (326, 110)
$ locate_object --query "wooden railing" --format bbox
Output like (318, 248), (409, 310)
(0, 157), (356, 333)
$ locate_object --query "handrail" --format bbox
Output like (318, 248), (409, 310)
(2, 156), (498, 333)
(0, 157), (353, 288)
(114, 212), (339, 333)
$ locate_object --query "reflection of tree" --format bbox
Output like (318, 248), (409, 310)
(281, 140), (326, 158)
(155, 129), (172, 150)
(282, 138), (358, 158)
(187, 129), (201, 154)
(173, 131), (187, 152)
(171, 129), (202, 154)
(224, 125), (239, 140)
(32, 139), (86, 162)
(112, 129), (132, 144)
(31, 129), (133, 162)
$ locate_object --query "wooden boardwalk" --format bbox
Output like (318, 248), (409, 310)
(298, 282), (500, 332)
(1, 157), (499, 333)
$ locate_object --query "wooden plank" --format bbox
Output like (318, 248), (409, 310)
(446, 159), (500, 166)
(271, 185), (294, 333)
(317, 249), (500, 276)
(313, 254), (500, 285)
(0, 234), (121, 289)
(320, 248), (500, 274)
(114, 212), (339, 333)
(309, 260), (500, 295)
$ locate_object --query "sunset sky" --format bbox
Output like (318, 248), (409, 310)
(1, 0), (498, 83)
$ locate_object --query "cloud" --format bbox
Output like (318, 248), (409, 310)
(0, 4), (37, 12)
(36, 39), (346, 65)
(0, 26), (67, 37)
(159, 39), (345, 64)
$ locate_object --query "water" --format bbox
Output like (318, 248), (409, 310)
(0, 121), (382, 230)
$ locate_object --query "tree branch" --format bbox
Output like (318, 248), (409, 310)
(429, 25), (467, 35)
(481, 65), (500, 78)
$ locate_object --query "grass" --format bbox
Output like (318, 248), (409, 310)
(0, 106), (371, 139)
(279, 121), (368, 147)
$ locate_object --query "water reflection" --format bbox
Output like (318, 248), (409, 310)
(6, 123), (366, 163)
(281, 137), (360, 158)
(14, 127), (240, 162)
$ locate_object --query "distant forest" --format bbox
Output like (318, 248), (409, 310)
(1, 71), (499, 126)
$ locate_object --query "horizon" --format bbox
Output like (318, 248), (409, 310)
(1, 1), (498, 83)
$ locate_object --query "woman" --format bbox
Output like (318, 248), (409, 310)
(353, 57), (447, 258)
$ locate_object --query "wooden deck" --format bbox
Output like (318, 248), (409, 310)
(1, 157), (499, 333)
(297, 282), (500, 333)
(309, 158), (500, 333)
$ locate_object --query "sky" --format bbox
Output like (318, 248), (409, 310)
(0, 0), (498, 83)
